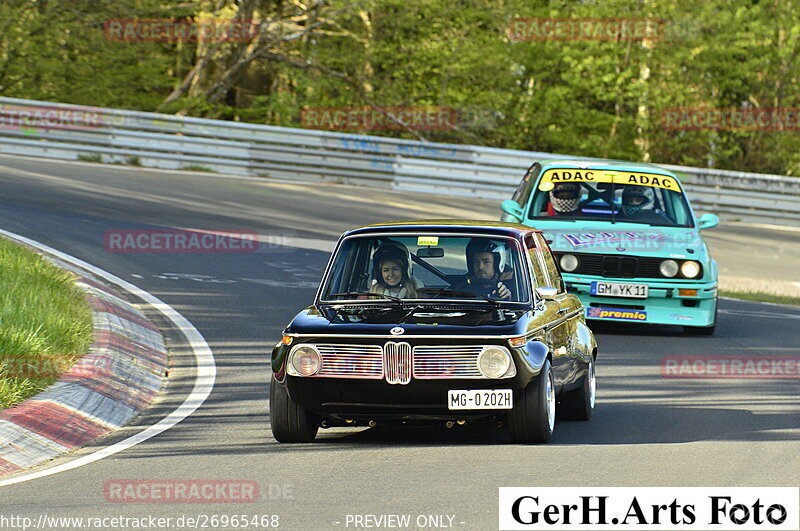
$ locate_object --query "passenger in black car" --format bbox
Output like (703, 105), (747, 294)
(449, 238), (515, 300)
(368, 242), (423, 298)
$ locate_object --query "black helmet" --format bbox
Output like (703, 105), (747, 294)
(621, 185), (651, 216)
(465, 238), (504, 276)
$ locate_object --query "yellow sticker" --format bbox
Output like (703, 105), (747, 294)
(538, 168), (680, 192)
(417, 236), (439, 246)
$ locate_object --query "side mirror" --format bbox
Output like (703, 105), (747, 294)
(697, 213), (719, 230)
(501, 200), (524, 223)
(535, 286), (558, 301)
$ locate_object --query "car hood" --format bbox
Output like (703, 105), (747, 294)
(542, 226), (706, 259)
(285, 306), (530, 337)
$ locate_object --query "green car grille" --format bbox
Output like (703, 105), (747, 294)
(555, 253), (669, 279)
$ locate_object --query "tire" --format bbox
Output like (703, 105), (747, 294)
(684, 297), (717, 336)
(269, 375), (318, 443)
(684, 323), (715, 335)
(507, 359), (555, 443)
(558, 357), (595, 421)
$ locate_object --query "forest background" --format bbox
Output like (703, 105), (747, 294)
(2, 0), (798, 175)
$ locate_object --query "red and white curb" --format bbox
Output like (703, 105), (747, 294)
(0, 255), (168, 476)
(0, 229), (214, 488)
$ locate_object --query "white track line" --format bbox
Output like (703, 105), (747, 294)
(0, 228), (216, 487)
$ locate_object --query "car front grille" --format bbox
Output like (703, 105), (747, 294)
(556, 252), (665, 279)
(312, 343), (488, 382)
(412, 346), (483, 378)
(383, 342), (412, 385)
(316, 344), (383, 379)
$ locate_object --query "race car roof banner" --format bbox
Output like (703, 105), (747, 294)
(538, 169), (681, 192)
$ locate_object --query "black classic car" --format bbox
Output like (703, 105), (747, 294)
(269, 221), (598, 443)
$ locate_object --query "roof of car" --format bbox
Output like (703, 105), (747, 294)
(539, 159), (678, 177)
(345, 219), (541, 237)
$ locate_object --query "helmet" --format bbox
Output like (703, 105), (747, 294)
(371, 241), (411, 285)
(621, 185), (651, 216)
(465, 238), (506, 277)
(549, 183), (581, 214)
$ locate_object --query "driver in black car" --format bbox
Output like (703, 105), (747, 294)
(449, 238), (515, 300)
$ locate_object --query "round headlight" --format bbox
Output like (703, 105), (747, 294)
(289, 345), (321, 376)
(477, 347), (512, 379)
(659, 259), (679, 278)
(681, 260), (701, 278)
(559, 254), (579, 273)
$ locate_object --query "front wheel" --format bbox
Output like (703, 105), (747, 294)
(558, 357), (595, 420)
(684, 323), (715, 335)
(269, 375), (318, 443)
(507, 359), (555, 443)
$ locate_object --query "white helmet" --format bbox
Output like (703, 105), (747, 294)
(549, 183), (581, 214)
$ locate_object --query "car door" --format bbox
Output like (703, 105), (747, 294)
(529, 233), (581, 390)
(525, 233), (570, 389)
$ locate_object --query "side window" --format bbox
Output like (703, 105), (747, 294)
(524, 234), (546, 288)
(511, 163), (541, 212)
(534, 233), (564, 293)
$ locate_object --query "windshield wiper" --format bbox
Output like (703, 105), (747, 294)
(428, 288), (501, 307)
(396, 305), (426, 324)
(326, 292), (403, 306)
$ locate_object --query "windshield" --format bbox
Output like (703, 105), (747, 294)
(529, 168), (694, 227)
(319, 234), (529, 303)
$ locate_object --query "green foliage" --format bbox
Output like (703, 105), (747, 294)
(2, 0), (799, 175)
(0, 238), (94, 409)
(77, 153), (102, 163)
(721, 290), (800, 308)
(180, 164), (215, 172)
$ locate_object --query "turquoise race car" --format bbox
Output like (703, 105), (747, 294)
(500, 160), (719, 334)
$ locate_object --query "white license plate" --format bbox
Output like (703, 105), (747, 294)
(448, 389), (513, 410)
(591, 281), (648, 299)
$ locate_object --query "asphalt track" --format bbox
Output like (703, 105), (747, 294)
(0, 154), (797, 530)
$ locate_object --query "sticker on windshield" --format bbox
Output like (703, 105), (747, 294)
(538, 169), (681, 192)
(417, 236), (439, 246)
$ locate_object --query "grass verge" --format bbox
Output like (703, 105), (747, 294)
(720, 290), (800, 307)
(180, 164), (215, 172)
(0, 238), (94, 409)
